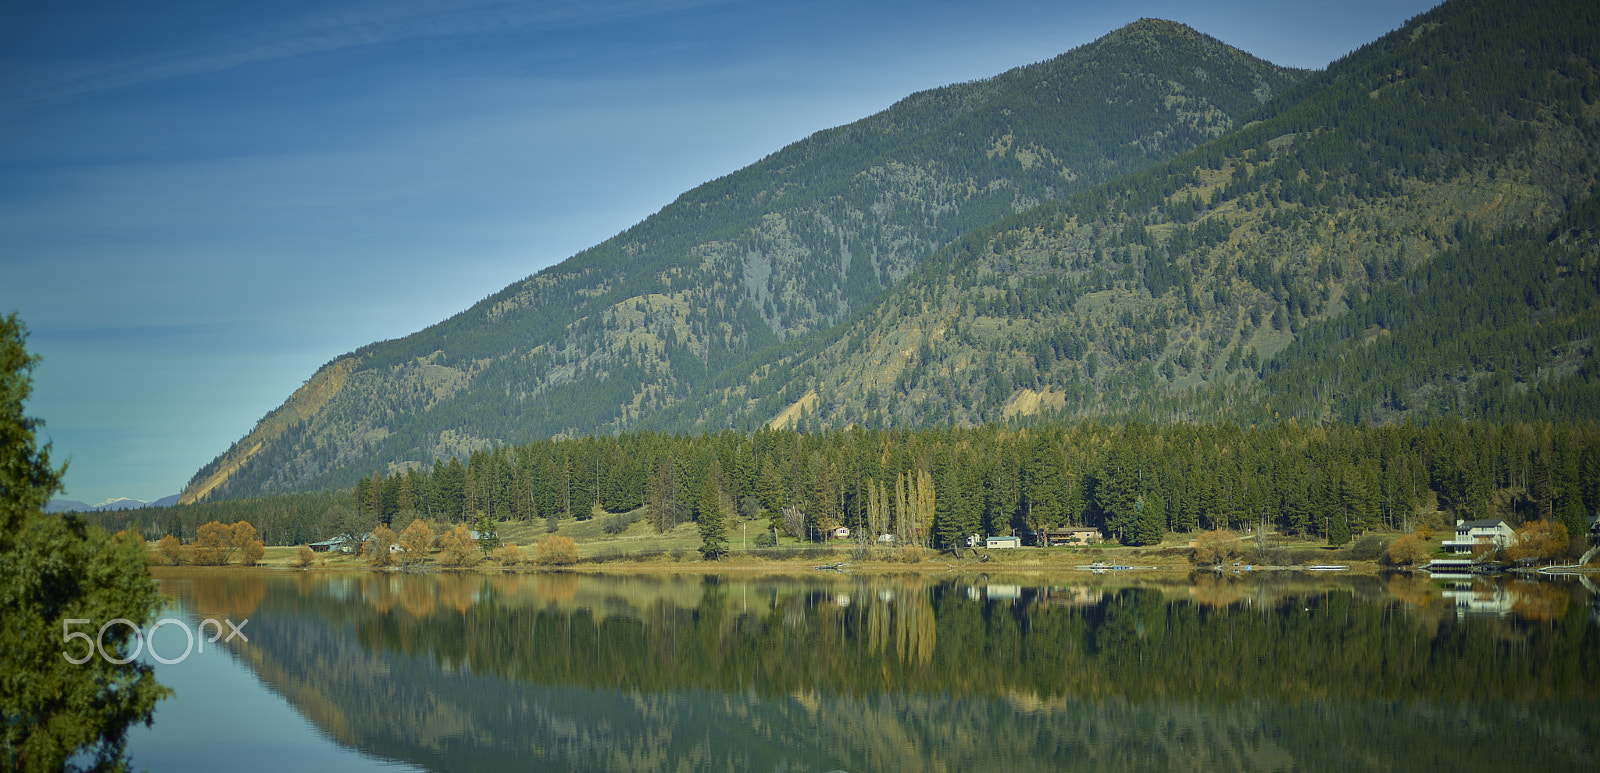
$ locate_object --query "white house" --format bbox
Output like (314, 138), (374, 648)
(1440, 519), (1515, 554)
(984, 536), (1022, 549)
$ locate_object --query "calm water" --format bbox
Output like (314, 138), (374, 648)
(130, 570), (1600, 772)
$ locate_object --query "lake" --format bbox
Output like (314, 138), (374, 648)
(129, 570), (1600, 772)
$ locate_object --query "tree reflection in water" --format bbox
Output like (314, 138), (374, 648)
(154, 572), (1600, 773)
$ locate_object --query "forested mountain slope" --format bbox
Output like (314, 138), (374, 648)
(183, 21), (1302, 501)
(666, 0), (1599, 433)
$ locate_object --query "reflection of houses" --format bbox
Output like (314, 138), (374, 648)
(1038, 527), (1103, 547)
(1036, 585), (1105, 608)
(1439, 581), (1513, 618)
(1421, 558), (1483, 577)
(1441, 519), (1514, 554)
(966, 584), (1023, 602)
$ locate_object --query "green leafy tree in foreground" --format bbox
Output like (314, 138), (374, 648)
(0, 313), (169, 772)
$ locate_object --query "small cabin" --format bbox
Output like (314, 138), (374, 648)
(1039, 527), (1103, 547)
(985, 536), (1022, 549)
(828, 526), (851, 540)
(310, 534), (364, 553)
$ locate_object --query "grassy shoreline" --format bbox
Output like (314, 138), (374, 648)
(149, 515), (1597, 578)
(150, 524), (1390, 578)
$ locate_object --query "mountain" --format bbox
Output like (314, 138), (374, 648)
(187, 0), (1600, 504)
(181, 20), (1305, 502)
(46, 495), (175, 513)
(661, 0), (1600, 432)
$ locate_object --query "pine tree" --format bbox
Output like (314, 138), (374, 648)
(0, 314), (169, 769)
(473, 511), (502, 555)
(1130, 493), (1165, 546)
(1327, 507), (1351, 547)
(698, 471), (729, 560)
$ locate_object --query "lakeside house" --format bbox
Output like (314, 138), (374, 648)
(1037, 527), (1103, 547)
(309, 534), (364, 553)
(827, 526), (850, 540)
(1440, 519), (1515, 554)
(984, 536), (1022, 549)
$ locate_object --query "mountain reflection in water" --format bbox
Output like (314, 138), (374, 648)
(154, 571), (1600, 772)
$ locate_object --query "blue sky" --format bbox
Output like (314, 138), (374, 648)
(0, 0), (1441, 505)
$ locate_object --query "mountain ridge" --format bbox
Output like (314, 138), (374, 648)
(185, 0), (1600, 504)
(655, 0), (1599, 433)
(182, 17), (1305, 502)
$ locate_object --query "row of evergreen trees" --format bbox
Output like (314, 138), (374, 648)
(105, 419), (1599, 551)
(341, 419), (1600, 550)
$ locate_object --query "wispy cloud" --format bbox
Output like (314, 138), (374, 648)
(7, 0), (724, 106)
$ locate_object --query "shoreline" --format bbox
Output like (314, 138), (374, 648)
(150, 554), (1394, 579)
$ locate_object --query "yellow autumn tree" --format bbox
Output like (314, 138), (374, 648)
(155, 534), (186, 565)
(1385, 533), (1432, 566)
(1506, 520), (1569, 563)
(397, 519), (434, 565)
(1190, 529), (1240, 565)
(534, 535), (579, 565)
(368, 523), (397, 567)
(232, 521), (265, 566)
(193, 520), (234, 565)
(437, 524), (479, 568)
(492, 542), (525, 566)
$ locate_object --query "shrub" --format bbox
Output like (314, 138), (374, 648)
(155, 534), (186, 566)
(1190, 530), (1240, 565)
(368, 524), (398, 567)
(896, 546), (926, 564)
(1506, 520), (1569, 563)
(754, 531), (777, 548)
(1245, 547), (1293, 566)
(601, 513), (632, 535)
(1290, 549), (1325, 565)
(534, 535), (580, 566)
(233, 521), (265, 566)
(192, 520), (234, 565)
(1346, 533), (1389, 561)
(438, 525), (481, 567)
(492, 543), (525, 566)
(293, 545), (316, 568)
(1384, 533), (1432, 567)
(398, 519), (435, 565)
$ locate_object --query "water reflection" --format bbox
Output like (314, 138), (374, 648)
(152, 571), (1600, 772)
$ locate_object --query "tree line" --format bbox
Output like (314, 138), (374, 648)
(95, 419), (1600, 552)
